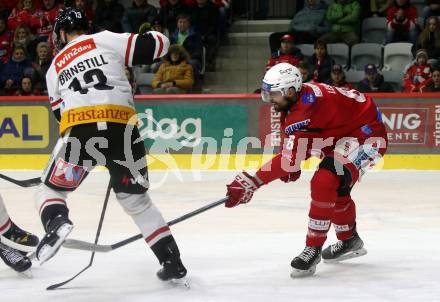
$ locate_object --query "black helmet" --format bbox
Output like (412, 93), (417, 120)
(53, 7), (88, 50)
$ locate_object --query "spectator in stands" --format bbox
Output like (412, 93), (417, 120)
(12, 24), (37, 60)
(125, 66), (141, 95)
(0, 45), (32, 95)
(0, 1), (13, 20)
(289, 0), (329, 44)
(417, 16), (440, 67)
(307, 39), (333, 83)
(213, 0), (231, 39)
(122, 0), (158, 33)
(422, 67), (440, 91)
(319, 0), (361, 46)
(298, 60), (313, 83)
(0, 0), (18, 14)
(31, 41), (50, 94)
(159, 0), (195, 7)
(403, 49), (432, 92)
(357, 63), (394, 92)
(385, 0), (418, 44)
(369, 0), (393, 17)
(160, 0), (191, 34)
(94, 0), (125, 33)
(192, 0), (219, 70)
(152, 44), (194, 93)
(0, 17), (13, 63)
(34, 0), (63, 42)
(171, 13), (203, 75)
(151, 17), (169, 37)
(329, 63), (353, 88)
(265, 34), (304, 71)
(73, 0), (94, 29)
(423, 0), (440, 24)
(7, 0), (38, 33)
(15, 75), (39, 95)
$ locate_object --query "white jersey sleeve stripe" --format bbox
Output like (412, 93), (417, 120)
(124, 33), (136, 66)
(155, 33), (164, 59)
(150, 31), (169, 60)
(50, 98), (63, 110)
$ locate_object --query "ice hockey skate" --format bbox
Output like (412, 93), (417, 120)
(290, 246), (322, 278)
(0, 242), (32, 277)
(36, 215), (73, 264)
(6, 222), (39, 250)
(157, 257), (190, 288)
(154, 238), (189, 288)
(322, 231), (367, 263)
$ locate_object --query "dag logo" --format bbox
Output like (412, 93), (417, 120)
(49, 158), (87, 189)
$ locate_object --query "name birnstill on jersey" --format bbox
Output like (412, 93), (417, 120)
(46, 30), (169, 134)
(59, 55), (109, 85)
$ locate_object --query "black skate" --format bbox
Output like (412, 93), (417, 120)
(36, 215), (73, 264)
(157, 258), (188, 283)
(0, 242), (32, 275)
(154, 238), (189, 287)
(290, 246), (322, 278)
(7, 223), (39, 250)
(322, 232), (367, 263)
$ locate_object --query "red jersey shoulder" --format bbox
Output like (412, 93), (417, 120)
(282, 84), (324, 135)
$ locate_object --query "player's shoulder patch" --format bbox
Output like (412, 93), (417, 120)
(303, 83), (323, 97)
(301, 92), (316, 104)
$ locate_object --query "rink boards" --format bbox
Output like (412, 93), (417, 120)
(1, 93), (439, 170)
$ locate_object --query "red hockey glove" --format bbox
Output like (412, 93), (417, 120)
(225, 171), (263, 208)
(280, 170), (301, 183)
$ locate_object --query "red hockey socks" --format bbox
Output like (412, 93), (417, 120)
(306, 168), (340, 247)
(332, 195), (356, 241)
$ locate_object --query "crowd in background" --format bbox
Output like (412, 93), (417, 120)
(1, 0), (440, 96)
(0, 0), (233, 95)
(266, 0), (440, 92)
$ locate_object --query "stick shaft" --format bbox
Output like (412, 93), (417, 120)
(0, 174), (41, 187)
(64, 197), (228, 252)
(46, 181), (112, 290)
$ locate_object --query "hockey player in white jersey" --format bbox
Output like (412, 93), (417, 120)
(35, 7), (187, 282)
(0, 193), (39, 273)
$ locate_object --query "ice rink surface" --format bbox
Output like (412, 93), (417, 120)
(0, 170), (439, 302)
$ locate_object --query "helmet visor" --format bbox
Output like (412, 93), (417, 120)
(261, 81), (282, 103)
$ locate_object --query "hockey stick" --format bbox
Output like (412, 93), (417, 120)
(0, 174), (41, 187)
(46, 180), (112, 290)
(63, 197), (228, 253)
(0, 234), (37, 253)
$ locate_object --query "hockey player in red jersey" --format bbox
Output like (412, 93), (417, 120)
(225, 62), (387, 277)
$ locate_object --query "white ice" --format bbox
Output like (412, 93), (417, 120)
(0, 170), (439, 302)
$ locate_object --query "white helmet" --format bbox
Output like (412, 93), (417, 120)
(261, 62), (302, 103)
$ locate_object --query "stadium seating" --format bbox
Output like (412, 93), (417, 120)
(362, 17), (387, 44)
(296, 44), (314, 60)
(136, 73), (155, 94)
(382, 70), (404, 91)
(345, 69), (365, 85)
(327, 43), (350, 68)
(383, 42), (413, 71)
(350, 43), (383, 71)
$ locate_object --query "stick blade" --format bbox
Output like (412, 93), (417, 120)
(63, 239), (112, 252)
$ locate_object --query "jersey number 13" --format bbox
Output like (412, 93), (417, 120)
(68, 68), (114, 94)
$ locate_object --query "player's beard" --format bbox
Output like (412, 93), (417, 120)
(273, 96), (294, 112)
